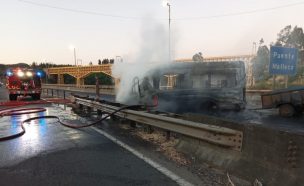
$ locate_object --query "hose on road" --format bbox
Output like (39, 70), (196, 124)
(0, 98), (153, 142)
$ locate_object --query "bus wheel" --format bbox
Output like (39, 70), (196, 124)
(279, 104), (295, 117)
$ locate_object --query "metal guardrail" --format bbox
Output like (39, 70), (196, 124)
(246, 89), (272, 94)
(43, 83), (114, 89)
(42, 84), (115, 95)
(74, 97), (243, 151)
(43, 83), (270, 96)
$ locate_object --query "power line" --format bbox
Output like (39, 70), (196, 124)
(18, 0), (139, 19)
(175, 1), (304, 20)
(19, 0), (304, 21)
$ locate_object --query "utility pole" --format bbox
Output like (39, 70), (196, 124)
(73, 48), (77, 66)
(167, 2), (171, 62)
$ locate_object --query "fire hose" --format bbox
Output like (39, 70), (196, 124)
(0, 96), (158, 142)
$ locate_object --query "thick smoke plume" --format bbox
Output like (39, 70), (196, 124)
(112, 19), (172, 103)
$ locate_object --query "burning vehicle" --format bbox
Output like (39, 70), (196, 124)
(5, 68), (42, 101)
(129, 61), (246, 113)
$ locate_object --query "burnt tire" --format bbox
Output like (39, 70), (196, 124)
(279, 104), (295, 117)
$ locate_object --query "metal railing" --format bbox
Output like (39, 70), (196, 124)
(42, 84), (115, 95)
(75, 97), (243, 151)
(43, 83), (270, 96)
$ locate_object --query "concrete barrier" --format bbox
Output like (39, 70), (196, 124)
(177, 114), (303, 186)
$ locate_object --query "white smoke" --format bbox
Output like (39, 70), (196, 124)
(112, 19), (172, 103)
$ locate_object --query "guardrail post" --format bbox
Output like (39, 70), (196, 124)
(144, 125), (153, 134)
(78, 104), (84, 112)
(87, 106), (92, 116)
(166, 131), (171, 140)
(130, 121), (136, 128)
(63, 90), (66, 99)
(51, 89), (54, 97)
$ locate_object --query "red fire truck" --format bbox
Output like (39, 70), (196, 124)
(5, 68), (42, 101)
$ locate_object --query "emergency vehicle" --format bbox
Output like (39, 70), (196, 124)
(5, 68), (42, 101)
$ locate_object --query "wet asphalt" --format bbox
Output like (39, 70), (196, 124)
(0, 87), (177, 186)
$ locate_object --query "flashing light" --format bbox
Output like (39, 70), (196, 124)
(6, 71), (13, 77)
(17, 71), (24, 77)
(36, 72), (42, 77)
(26, 71), (33, 77)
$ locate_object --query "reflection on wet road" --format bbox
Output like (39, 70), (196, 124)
(0, 102), (177, 185)
(0, 105), (93, 167)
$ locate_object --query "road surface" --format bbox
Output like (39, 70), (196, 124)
(0, 86), (178, 186)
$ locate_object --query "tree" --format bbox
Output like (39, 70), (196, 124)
(288, 26), (304, 49)
(252, 45), (270, 81)
(275, 25), (304, 49)
(102, 59), (109, 64)
(31, 62), (37, 68)
(275, 25), (292, 47)
(259, 38), (264, 46)
(98, 59), (102, 65)
(274, 25), (304, 81)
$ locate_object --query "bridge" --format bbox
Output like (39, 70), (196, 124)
(45, 54), (256, 87)
(45, 64), (113, 86)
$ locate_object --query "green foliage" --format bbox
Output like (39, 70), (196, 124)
(273, 25), (304, 81)
(100, 58), (114, 64)
(64, 74), (76, 84)
(275, 25), (304, 49)
(252, 44), (270, 81)
(248, 80), (272, 90)
(102, 59), (109, 64)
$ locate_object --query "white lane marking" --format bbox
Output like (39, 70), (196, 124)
(91, 126), (194, 186)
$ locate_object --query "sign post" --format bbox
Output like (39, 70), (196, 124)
(269, 46), (298, 89)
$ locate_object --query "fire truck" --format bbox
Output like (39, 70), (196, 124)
(5, 68), (42, 101)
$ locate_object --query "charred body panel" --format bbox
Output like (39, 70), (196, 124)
(133, 61), (246, 113)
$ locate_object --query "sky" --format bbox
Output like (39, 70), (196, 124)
(0, 0), (304, 65)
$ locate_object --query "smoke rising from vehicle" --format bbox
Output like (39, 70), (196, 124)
(112, 19), (173, 103)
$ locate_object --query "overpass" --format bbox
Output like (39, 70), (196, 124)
(45, 64), (113, 86)
(45, 54), (256, 87)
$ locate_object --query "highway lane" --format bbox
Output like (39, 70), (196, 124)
(0, 87), (178, 186)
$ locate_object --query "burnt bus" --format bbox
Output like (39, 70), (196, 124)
(134, 61), (246, 113)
